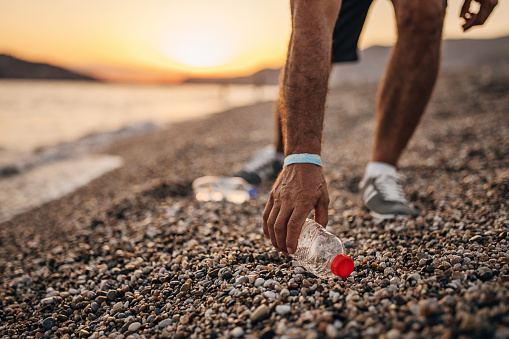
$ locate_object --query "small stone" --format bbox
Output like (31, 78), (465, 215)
(158, 319), (172, 329)
(406, 273), (421, 281)
(69, 288), (79, 295)
(231, 327), (244, 337)
(384, 268), (394, 276)
(254, 278), (265, 287)
(180, 283), (191, 292)
(250, 305), (270, 322)
(288, 282), (299, 290)
(294, 267), (305, 274)
(219, 268), (232, 280)
(128, 322), (141, 332)
(247, 274), (258, 283)
(234, 276), (248, 285)
(264, 291), (276, 299)
(113, 302), (124, 312)
(326, 324), (339, 338)
(469, 235), (482, 243)
(56, 314), (68, 322)
(275, 305), (291, 315)
(91, 302), (100, 312)
(107, 290), (118, 300)
(208, 268), (220, 278)
(386, 329), (401, 339)
(41, 297), (54, 304)
(79, 329), (90, 338)
(42, 317), (55, 330)
(478, 267), (493, 281)
(344, 240), (354, 248)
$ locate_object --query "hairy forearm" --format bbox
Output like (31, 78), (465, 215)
(282, 6), (334, 156)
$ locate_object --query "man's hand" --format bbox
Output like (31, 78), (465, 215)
(460, 0), (498, 31)
(263, 164), (329, 255)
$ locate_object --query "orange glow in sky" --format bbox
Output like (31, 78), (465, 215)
(0, 0), (508, 82)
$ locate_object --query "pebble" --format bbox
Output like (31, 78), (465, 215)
(41, 297), (54, 304)
(180, 283), (191, 292)
(234, 276), (248, 285)
(254, 278), (265, 287)
(41, 317), (55, 330)
(469, 235), (483, 243)
(158, 319), (172, 329)
(250, 305), (270, 322)
(276, 305), (291, 315)
(294, 267), (305, 274)
(91, 302), (100, 312)
(231, 327), (244, 337)
(263, 291), (276, 299)
(477, 267), (493, 281)
(107, 290), (118, 300)
(128, 322), (141, 332)
(113, 302), (124, 312)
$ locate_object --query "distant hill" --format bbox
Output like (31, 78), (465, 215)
(184, 36), (509, 86)
(184, 67), (280, 85)
(0, 54), (96, 81)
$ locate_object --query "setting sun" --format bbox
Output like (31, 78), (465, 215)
(162, 27), (233, 68)
(159, 12), (238, 69)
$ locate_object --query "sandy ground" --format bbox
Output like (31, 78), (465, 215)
(0, 68), (508, 338)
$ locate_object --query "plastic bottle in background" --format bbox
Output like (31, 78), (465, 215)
(192, 176), (257, 204)
(292, 218), (354, 279)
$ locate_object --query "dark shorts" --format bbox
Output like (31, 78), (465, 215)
(331, 0), (374, 63)
(332, 0), (447, 63)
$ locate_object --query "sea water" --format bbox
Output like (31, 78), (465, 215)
(0, 80), (278, 222)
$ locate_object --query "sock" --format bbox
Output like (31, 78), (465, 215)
(361, 161), (397, 186)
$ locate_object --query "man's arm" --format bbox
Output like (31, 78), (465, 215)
(460, 0), (498, 31)
(262, 0), (341, 255)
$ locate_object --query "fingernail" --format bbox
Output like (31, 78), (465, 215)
(287, 247), (294, 255)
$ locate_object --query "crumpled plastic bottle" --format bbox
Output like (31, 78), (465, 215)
(292, 218), (354, 279)
(192, 176), (257, 204)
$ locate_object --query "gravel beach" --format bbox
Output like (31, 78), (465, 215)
(1, 69), (508, 338)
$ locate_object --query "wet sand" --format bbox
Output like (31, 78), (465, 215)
(1, 69), (508, 338)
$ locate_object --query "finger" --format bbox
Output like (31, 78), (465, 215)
(314, 195), (329, 228)
(262, 194), (274, 239)
(475, 0), (497, 25)
(462, 13), (477, 31)
(267, 204), (280, 250)
(460, 0), (472, 19)
(274, 205), (293, 253)
(463, 0), (497, 31)
(286, 205), (312, 255)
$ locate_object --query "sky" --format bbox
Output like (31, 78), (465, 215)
(0, 0), (508, 82)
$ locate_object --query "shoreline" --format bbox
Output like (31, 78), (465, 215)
(1, 69), (508, 338)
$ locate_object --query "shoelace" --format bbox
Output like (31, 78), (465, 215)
(374, 174), (408, 203)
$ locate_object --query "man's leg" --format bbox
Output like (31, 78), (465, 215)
(372, 0), (446, 165)
(361, 0), (446, 219)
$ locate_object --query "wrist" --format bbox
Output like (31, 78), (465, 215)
(284, 153), (322, 168)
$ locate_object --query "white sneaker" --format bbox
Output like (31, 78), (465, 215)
(360, 173), (418, 220)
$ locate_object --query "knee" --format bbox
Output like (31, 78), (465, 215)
(396, 0), (446, 39)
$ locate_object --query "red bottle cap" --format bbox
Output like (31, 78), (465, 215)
(331, 254), (354, 278)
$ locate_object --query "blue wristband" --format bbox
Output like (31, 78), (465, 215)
(283, 153), (322, 168)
